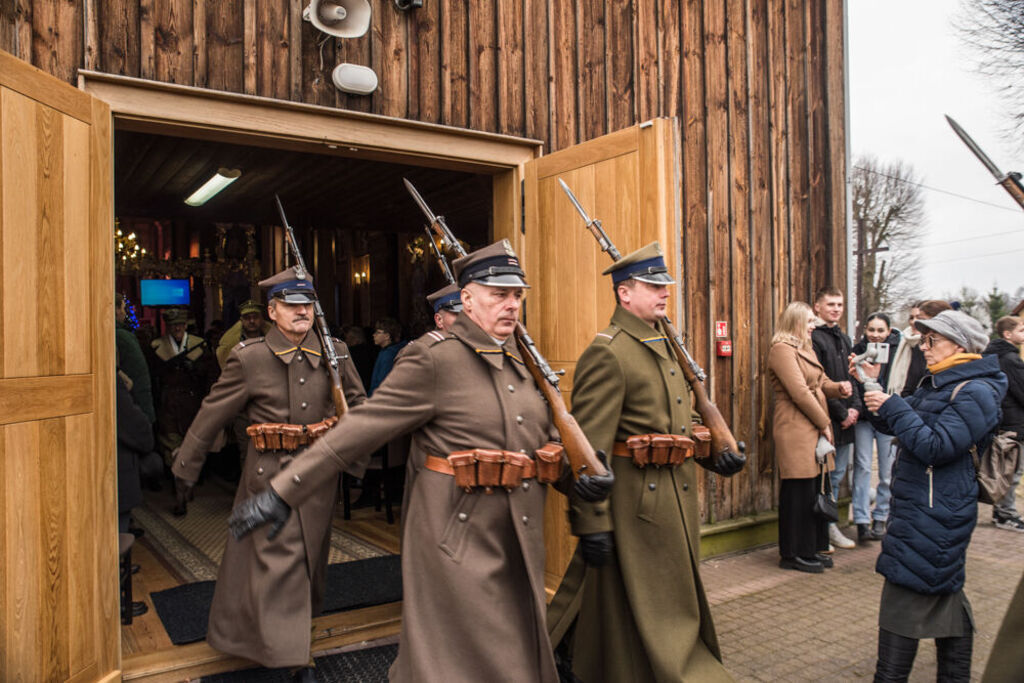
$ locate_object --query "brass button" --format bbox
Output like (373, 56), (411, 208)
(670, 368), (676, 375)
(516, 415), (524, 424)
(507, 384), (515, 392)
(257, 467), (264, 475)
(521, 515), (529, 524)
(682, 483), (689, 491)
(522, 481), (530, 491)
(676, 396), (682, 404)
(299, 377), (306, 385)
(301, 401), (309, 409)
(293, 475), (301, 484)
(648, 483), (656, 491)
(458, 512), (468, 522)
(519, 449), (527, 453)
(296, 354), (304, 362)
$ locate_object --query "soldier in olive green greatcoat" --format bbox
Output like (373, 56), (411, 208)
(171, 268), (366, 678)
(229, 240), (612, 683)
(549, 242), (743, 683)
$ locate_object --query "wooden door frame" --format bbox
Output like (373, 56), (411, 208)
(77, 70), (542, 681)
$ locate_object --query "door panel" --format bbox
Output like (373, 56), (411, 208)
(0, 49), (116, 682)
(524, 119), (681, 583)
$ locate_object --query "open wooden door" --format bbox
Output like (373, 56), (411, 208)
(523, 119), (682, 588)
(0, 51), (117, 681)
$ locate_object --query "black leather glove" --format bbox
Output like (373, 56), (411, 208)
(572, 450), (615, 502)
(578, 531), (614, 567)
(698, 444), (747, 477)
(228, 487), (291, 541)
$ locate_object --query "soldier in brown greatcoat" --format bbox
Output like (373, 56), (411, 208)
(229, 240), (612, 683)
(171, 268), (366, 678)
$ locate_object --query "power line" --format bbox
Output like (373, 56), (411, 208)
(929, 246), (1024, 265)
(853, 165), (1022, 214)
(918, 227), (1023, 249)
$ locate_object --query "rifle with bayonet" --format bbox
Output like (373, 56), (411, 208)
(945, 115), (1024, 211)
(402, 178), (608, 479)
(557, 178), (746, 465)
(274, 194), (349, 418)
(424, 226), (456, 284)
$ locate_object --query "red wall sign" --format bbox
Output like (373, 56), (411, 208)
(715, 321), (728, 338)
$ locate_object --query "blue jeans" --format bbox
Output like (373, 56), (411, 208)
(830, 442), (854, 513)
(854, 421), (896, 524)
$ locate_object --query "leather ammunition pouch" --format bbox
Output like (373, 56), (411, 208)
(691, 424), (712, 460)
(425, 442), (565, 493)
(614, 433), (695, 467)
(245, 416), (339, 453)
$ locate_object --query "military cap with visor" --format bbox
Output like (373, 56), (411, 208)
(238, 299), (262, 315)
(258, 266), (318, 304)
(162, 308), (189, 325)
(426, 283), (463, 313)
(452, 239), (530, 289)
(603, 241), (676, 285)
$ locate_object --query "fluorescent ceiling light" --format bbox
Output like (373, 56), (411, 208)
(185, 168), (241, 206)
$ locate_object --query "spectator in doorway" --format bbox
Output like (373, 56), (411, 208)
(769, 301), (852, 573)
(855, 310), (1005, 682)
(369, 317), (407, 395)
(115, 293), (155, 424)
(811, 287), (862, 550)
(851, 313), (901, 542)
(983, 316), (1024, 532)
(888, 300), (952, 398)
(342, 325), (377, 392)
(216, 300), (272, 368)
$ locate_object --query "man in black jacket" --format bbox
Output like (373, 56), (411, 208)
(983, 316), (1024, 531)
(811, 287), (867, 548)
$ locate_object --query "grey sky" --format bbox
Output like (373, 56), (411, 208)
(848, 0), (1023, 304)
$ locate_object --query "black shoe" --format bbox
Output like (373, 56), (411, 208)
(814, 553), (834, 568)
(858, 523), (881, 543)
(871, 519), (887, 537)
(779, 556), (824, 573)
(291, 666), (317, 683)
(131, 601), (148, 617)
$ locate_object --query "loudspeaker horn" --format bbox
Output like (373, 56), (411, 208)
(302, 0), (371, 39)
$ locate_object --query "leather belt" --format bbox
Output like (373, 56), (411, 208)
(425, 454), (537, 479)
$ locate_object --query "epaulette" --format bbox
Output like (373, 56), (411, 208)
(420, 329), (455, 347)
(591, 325), (620, 345)
(235, 336), (266, 351)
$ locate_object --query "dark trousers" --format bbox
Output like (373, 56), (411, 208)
(778, 474), (828, 559)
(874, 628), (973, 682)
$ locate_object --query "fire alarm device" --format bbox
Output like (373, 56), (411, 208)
(716, 339), (732, 357)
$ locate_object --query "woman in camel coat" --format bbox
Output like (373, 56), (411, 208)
(768, 301), (851, 573)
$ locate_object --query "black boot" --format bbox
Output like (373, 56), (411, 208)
(291, 666), (317, 682)
(858, 523), (881, 543)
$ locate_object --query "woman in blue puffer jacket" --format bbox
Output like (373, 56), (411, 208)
(855, 310), (1007, 682)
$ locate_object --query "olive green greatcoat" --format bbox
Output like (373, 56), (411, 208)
(215, 317), (273, 367)
(766, 340), (842, 479)
(981, 569), (1024, 682)
(551, 306), (729, 683)
(270, 314), (563, 683)
(172, 326), (366, 668)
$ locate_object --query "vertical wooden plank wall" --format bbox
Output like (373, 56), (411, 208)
(0, 0), (848, 521)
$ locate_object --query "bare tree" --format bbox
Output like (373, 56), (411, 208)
(956, 0), (1024, 142)
(852, 156), (925, 334)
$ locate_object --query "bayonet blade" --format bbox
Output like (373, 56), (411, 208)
(946, 115), (1004, 180)
(403, 178), (440, 225)
(558, 178), (594, 225)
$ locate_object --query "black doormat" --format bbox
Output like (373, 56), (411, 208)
(150, 555), (402, 645)
(202, 643), (398, 682)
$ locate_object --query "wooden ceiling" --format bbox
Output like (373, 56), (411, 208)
(113, 130), (493, 237)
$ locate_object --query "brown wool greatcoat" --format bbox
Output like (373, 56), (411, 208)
(173, 326), (366, 668)
(767, 340), (844, 479)
(269, 314), (562, 683)
(549, 306), (729, 683)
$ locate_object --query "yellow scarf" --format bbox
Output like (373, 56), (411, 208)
(927, 352), (983, 374)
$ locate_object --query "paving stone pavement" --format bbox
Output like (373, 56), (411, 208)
(701, 507), (1024, 682)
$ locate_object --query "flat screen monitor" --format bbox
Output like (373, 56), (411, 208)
(140, 279), (191, 306)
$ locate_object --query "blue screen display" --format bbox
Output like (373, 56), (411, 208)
(140, 279), (191, 306)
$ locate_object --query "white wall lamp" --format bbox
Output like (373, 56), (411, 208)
(185, 168), (241, 207)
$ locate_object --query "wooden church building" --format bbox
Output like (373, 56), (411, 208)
(0, 0), (848, 680)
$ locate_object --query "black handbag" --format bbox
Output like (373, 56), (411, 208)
(812, 462), (838, 522)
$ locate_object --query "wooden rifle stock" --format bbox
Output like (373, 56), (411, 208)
(514, 323), (608, 479)
(326, 358), (349, 418)
(660, 318), (742, 458)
